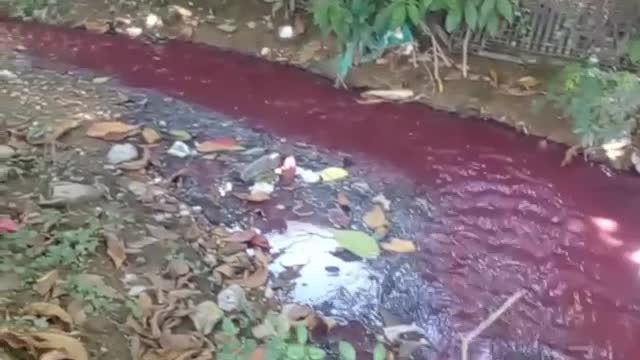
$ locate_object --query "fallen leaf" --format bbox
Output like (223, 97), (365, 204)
(82, 20), (111, 34)
(234, 192), (271, 203)
(328, 208), (351, 228)
(118, 147), (151, 171)
(516, 75), (541, 89)
(34, 270), (59, 296)
(381, 239), (416, 253)
(229, 249), (269, 288)
(361, 89), (414, 101)
(363, 205), (388, 230)
(142, 128), (162, 144)
(146, 224), (180, 242)
(66, 300), (87, 327)
(73, 274), (122, 300)
(333, 230), (380, 258)
(195, 138), (244, 153)
(92, 76), (111, 84)
(167, 259), (191, 278)
(320, 167), (348, 182)
(104, 232), (127, 269)
(190, 301), (224, 335)
(562, 145), (581, 167)
(22, 303), (74, 330)
(86, 121), (139, 141)
(50, 119), (82, 142)
(30, 331), (88, 360)
(168, 129), (191, 141)
(336, 192), (350, 207)
(281, 304), (312, 322)
(223, 230), (257, 243)
(158, 333), (202, 352)
(217, 23), (237, 33)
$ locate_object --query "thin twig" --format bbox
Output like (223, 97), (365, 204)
(460, 290), (526, 360)
(430, 33), (443, 93)
(462, 29), (471, 79)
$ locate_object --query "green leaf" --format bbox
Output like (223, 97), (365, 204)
(486, 12), (500, 35)
(628, 39), (640, 65)
(287, 344), (306, 360)
(296, 325), (308, 344)
(407, 1), (421, 26)
(333, 230), (381, 258)
(445, 9), (463, 32)
(479, 0), (496, 27)
(339, 342), (356, 360)
(373, 343), (386, 360)
(308, 346), (327, 360)
(464, 1), (479, 30)
(496, 0), (513, 23)
(418, 0), (433, 13)
(390, 4), (407, 29)
(222, 317), (239, 336)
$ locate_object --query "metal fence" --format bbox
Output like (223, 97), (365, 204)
(451, 0), (640, 67)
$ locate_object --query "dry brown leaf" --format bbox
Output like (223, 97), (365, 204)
(167, 259), (191, 278)
(146, 224), (180, 242)
(51, 119), (82, 142)
(195, 138), (243, 153)
(158, 334), (202, 352)
(34, 270), (59, 297)
(0, 330), (89, 360)
(561, 145), (581, 167)
(104, 232), (127, 269)
(214, 264), (235, 278)
(281, 304), (312, 322)
(363, 205), (388, 230)
(223, 230), (257, 243)
(229, 249), (269, 288)
(86, 121), (139, 141)
(118, 147), (151, 171)
(82, 20), (111, 34)
(142, 128), (162, 144)
(336, 192), (350, 207)
(22, 303), (74, 330)
(381, 239), (416, 253)
(138, 292), (154, 319)
(234, 192), (271, 203)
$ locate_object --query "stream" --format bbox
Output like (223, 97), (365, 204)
(2, 20), (640, 360)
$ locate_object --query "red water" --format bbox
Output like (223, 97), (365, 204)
(3, 21), (640, 359)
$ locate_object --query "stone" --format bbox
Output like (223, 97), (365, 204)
(107, 143), (139, 164)
(167, 141), (191, 158)
(41, 182), (104, 206)
(217, 284), (247, 312)
(0, 70), (18, 81)
(0, 145), (16, 160)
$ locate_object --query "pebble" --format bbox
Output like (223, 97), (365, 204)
(0, 70), (18, 81)
(107, 143), (139, 164)
(0, 145), (16, 160)
(260, 47), (271, 56)
(278, 25), (294, 39)
(43, 182), (104, 205)
(145, 13), (163, 29)
(125, 27), (143, 38)
(167, 141), (192, 158)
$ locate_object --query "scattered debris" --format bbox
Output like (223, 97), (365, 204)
(167, 141), (192, 158)
(381, 238), (416, 253)
(319, 167), (348, 182)
(333, 230), (380, 258)
(217, 284), (247, 312)
(107, 143), (139, 164)
(40, 182), (104, 206)
(190, 301), (224, 335)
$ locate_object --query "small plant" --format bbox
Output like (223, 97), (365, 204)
(543, 62), (640, 148)
(65, 275), (119, 313)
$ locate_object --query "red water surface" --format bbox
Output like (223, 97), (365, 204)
(3, 21), (640, 359)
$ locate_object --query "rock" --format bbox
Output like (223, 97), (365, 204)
(217, 284), (247, 312)
(107, 143), (139, 164)
(0, 145), (16, 160)
(277, 25), (294, 39)
(42, 182), (104, 206)
(240, 153), (281, 182)
(260, 47), (271, 57)
(0, 70), (18, 81)
(145, 13), (163, 29)
(632, 150), (640, 174)
(168, 141), (192, 158)
(217, 23), (237, 33)
(125, 27), (143, 38)
(168, 5), (193, 20)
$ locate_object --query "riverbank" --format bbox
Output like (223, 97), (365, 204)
(1, 0), (582, 148)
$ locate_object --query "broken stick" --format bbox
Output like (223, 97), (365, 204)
(460, 289), (526, 360)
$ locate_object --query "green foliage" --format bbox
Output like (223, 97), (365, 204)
(338, 341), (356, 360)
(0, 216), (101, 281)
(627, 37), (640, 66)
(544, 63), (640, 147)
(65, 275), (120, 313)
